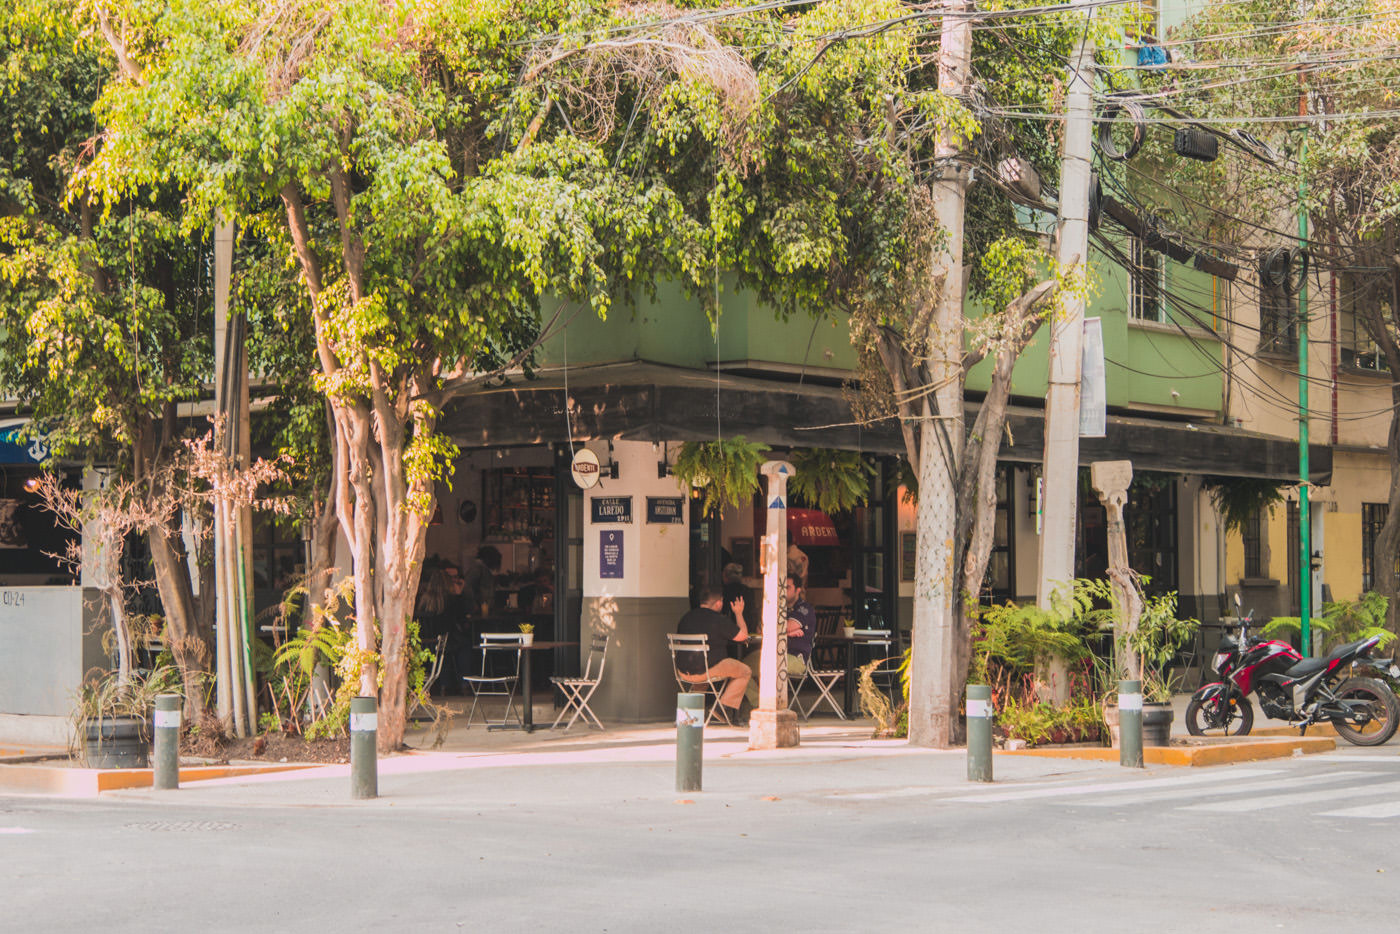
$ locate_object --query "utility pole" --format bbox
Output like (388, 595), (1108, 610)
(1297, 77), (1313, 655)
(907, 0), (972, 748)
(1036, 16), (1095, 672)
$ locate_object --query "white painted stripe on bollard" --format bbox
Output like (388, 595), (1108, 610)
(350, 712), (378, 732)
(1118, 693), (1143, 711)
(676, 707), (703, 727)
(966, 699), (992, 718)
(153, 709), (181, 729)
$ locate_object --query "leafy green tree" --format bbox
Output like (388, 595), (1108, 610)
(0, 2), (218, 720)
(85, 0), (679, 748)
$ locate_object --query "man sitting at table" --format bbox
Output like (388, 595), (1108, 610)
(744, 572), (814, 710)
(676, 585), (751, 724)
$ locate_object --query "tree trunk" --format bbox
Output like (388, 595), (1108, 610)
(907, 0), (973, 749)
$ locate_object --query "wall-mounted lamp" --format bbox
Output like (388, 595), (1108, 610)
(606, 440), (619, 480)
(1310, 550), (1323, 572)
(657, 441), (673, 479)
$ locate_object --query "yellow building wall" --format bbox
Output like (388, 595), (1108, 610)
(1325, 509), (1364, 603)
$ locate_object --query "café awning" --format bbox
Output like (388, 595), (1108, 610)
(788, 508), (839, 547)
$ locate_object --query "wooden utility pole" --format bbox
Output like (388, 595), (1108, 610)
(908, 0), (973, 748)
(1035, 18), (1095, 702)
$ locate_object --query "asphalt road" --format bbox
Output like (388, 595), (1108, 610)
(4, 747), (1399, 933)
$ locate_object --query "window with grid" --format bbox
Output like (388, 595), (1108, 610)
(1259, 273), (1296, 354)
(1129, 237), (1165, 323)
(1339, 273), (1390, 372)
(1241, 511), (1263, 579)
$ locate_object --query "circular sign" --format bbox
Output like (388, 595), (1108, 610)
(457, 500), (478, 523)
(570, 448), (601, 489)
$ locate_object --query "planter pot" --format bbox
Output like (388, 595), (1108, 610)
(520, 632), (534, 646)
(83, 715), (149, 769)
(842, 627), (855, 639)
(1142, 703), (1174, 747)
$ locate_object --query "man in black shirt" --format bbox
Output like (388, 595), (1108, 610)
(676, 583), (751, 723)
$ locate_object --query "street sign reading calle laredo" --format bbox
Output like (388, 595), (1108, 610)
(590, 496), (632, 523)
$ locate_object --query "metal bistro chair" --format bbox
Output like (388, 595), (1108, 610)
(550, 634), (610, 731)
(790, 653), (847, 720)
(462, 633), (525, 727)
(667, 633), (734, 727)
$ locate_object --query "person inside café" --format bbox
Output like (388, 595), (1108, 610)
(462, 545), (501, 617)
(743, 571), (814, 709)
(721, 561), (752, 629)
(676, 584), (751, 724)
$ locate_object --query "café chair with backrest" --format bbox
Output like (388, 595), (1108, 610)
(408, 633), (449, 722)
(666, 633), (734, 726)
(790, 653), (847, 720)
(462, 632), (525, 727)
(550, 634), (610, 731)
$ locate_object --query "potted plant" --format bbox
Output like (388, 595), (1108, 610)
(72, 664), (182, 769)
(673, 436), (770, 517)
(518, 622), (535, 646)
(841, 618), (856, 639)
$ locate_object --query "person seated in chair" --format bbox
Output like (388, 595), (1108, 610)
(676, 584), (751, 724)
(743, 572), (815, 710)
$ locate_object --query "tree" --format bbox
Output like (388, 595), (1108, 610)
(0, 1), (219, 721)
(86, 0), (679, 749)
(523, 0), (1095, 745)
(1170, 0), (1400, 644)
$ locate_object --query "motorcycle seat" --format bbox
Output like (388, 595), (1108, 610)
(1283, 638), (1373, 679)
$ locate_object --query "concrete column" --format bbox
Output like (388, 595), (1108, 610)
(749, 460), (798, 750)
(582, 441), (692, 722)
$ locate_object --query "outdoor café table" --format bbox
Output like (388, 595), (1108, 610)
(487, 640), (578, 733)
(812, 632), (892, 717)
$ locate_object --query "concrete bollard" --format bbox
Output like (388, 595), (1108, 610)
(676, 693), (704, 793)
(966, 684), (993, 782)
(152, 694), (181, 790)
(1118, 679), (1144, 769)
(350, 695), (378, 799)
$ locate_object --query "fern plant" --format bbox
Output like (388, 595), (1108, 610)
(1264, 591), (1395, 654)
(789, 449), (875, 514)
(1201, 476), (1287, 534)
(674, 436), (770, 517)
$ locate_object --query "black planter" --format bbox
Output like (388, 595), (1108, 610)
(84, 715), (149, 769)
(1142, 703), (1174, 747)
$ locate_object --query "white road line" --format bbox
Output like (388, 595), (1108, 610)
(1294, 753), (1400, 765)
(1317, 800), (1400, 818)
(944, 768), (1280, 804)
(1182, 779), (1400, 812)
(1078, 771), (1371, 807)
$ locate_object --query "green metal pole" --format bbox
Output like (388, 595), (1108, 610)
(350, 695), (378, 799)
(1298, 135), (1312, 657)
(1119, 680), (1143, 769)
(676, 693), (704, 792)
(152, 693), (181, 790)
(966, 685), (993, 783)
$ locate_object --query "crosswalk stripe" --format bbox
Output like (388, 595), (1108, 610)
(1317, 800), (1400, 818)
(1294, 754), (1400, 765)
(1078, 771), (1371, 807)
(944, 768), (1279, 804)
(1181, 779), (1400, 812)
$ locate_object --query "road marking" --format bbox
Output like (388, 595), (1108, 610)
(1182, 779), (1400, 812)
(1317, 800), (1400, 818)
(1078, 771), (1371, 807)
(0, 828), (34, 834)
(944, 769), (1279, 803)
(1294, 754), (1400, 765)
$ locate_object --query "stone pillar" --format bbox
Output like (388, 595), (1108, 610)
(1090, 460), (1141, 681)
(749, 460), (799, 749)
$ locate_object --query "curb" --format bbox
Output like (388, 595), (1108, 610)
(0, 761), (315, 797)
(997, 735), (1336, 766)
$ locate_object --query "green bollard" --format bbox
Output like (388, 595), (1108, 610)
(152, 694), (181, 790)
(350, 695), (378, 799)
(1119, 679), (1144, 769)
(966, 684), (993, 782)
(676, 693), (704, 793)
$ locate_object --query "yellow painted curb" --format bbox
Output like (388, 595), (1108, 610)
(0, 762), (315, 796)
(997, 735), (1336, 766)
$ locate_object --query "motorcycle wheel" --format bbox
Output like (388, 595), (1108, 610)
(1185, 693), (1254, 737)
(1331, 677), (1400, 747)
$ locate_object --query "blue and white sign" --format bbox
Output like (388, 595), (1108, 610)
(599, 530), (624, 579)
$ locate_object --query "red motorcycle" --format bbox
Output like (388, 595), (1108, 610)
(1186, 605), (1400, 746)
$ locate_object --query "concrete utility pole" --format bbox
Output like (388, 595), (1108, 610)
(749, 460), (797, 750)
(908, 0), (973, 748)
(1036, 21), (1095, 652)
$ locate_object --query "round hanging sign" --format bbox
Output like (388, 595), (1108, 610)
(570, 448), (601, 489)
